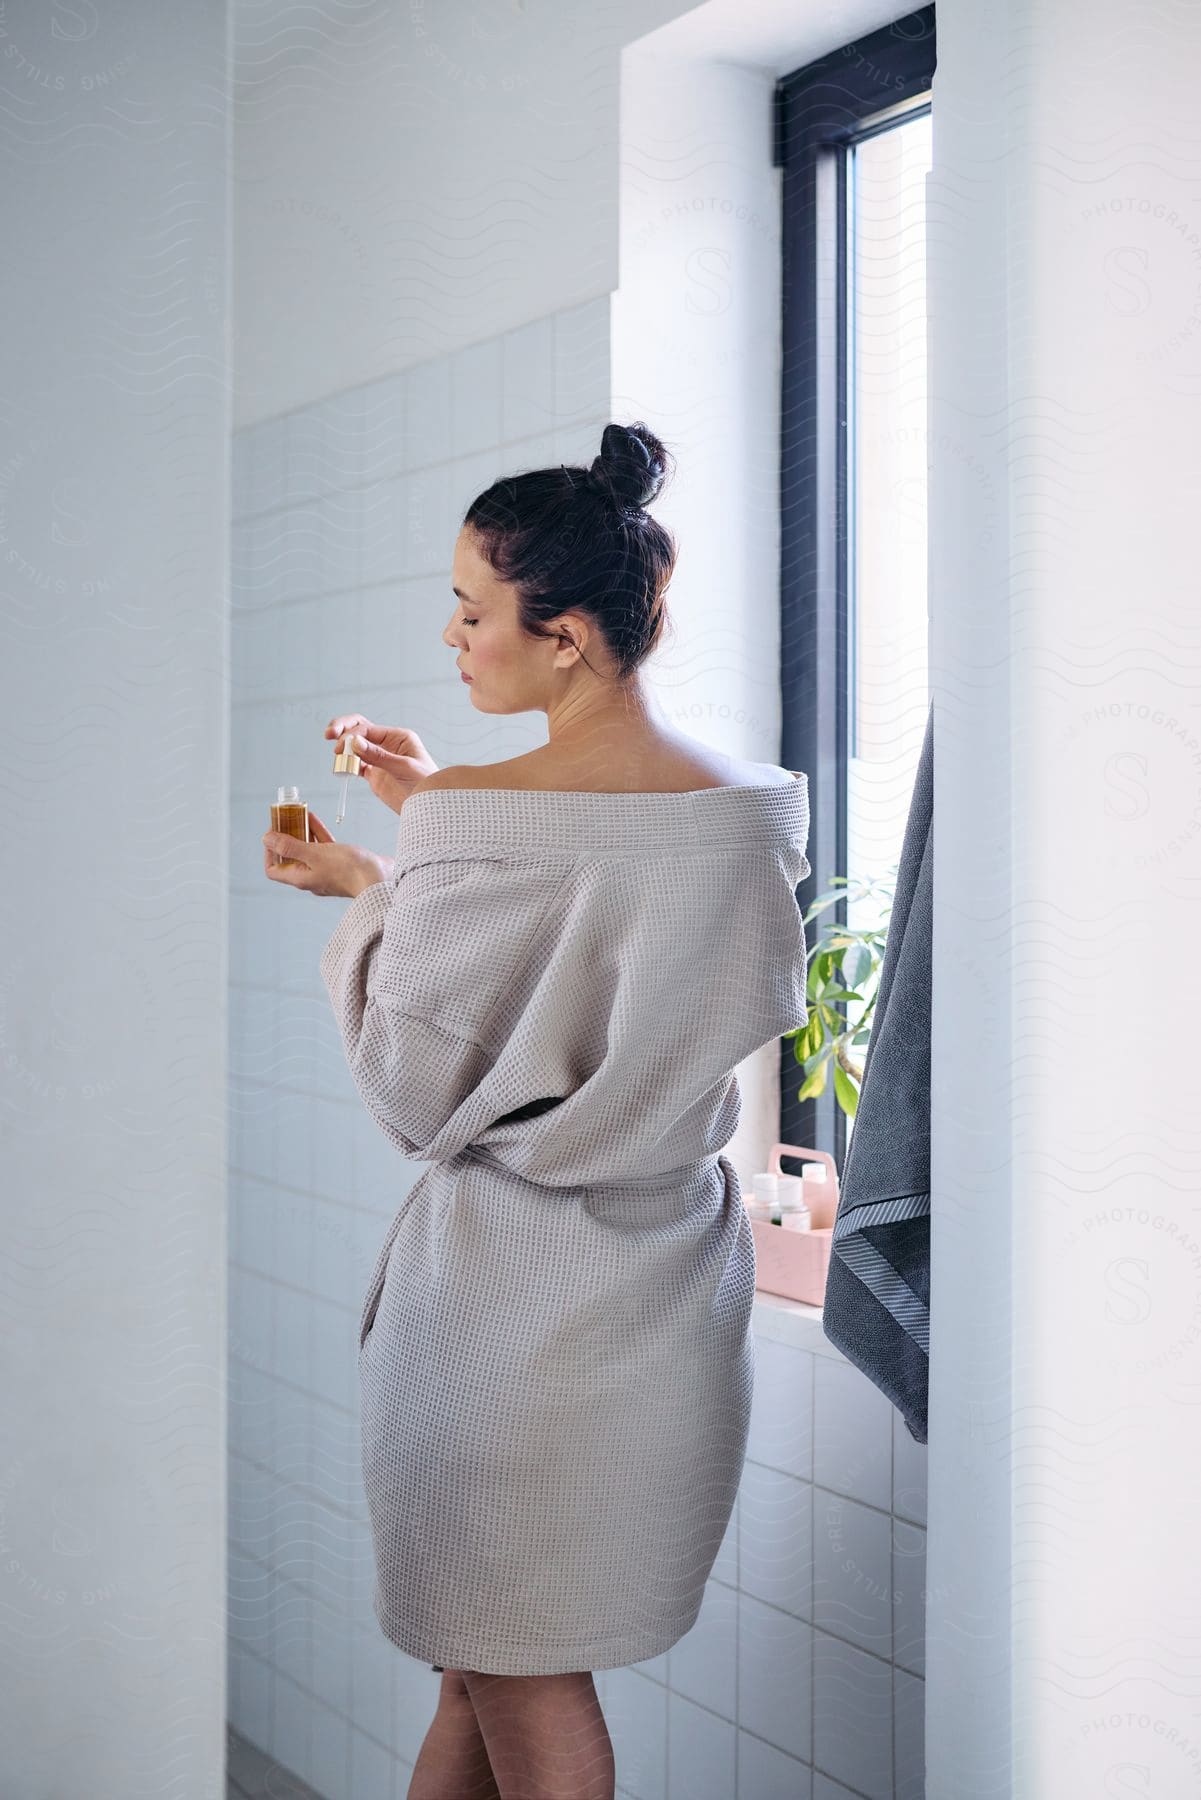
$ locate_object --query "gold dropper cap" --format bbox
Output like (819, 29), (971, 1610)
(332, 732), (363, 776)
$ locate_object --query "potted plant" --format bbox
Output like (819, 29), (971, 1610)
(786, 866), (898, 1118)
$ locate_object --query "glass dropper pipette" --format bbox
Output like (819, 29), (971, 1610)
(331, 731), (363, 827)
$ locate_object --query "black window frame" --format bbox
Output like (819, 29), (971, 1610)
(775, 7), (937, 1166)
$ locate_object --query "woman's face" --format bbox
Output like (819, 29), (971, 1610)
(442, 526), (586, 714)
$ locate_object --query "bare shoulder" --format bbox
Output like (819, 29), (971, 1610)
(409, 751), (800, 796)
(409, 762), (520, 793)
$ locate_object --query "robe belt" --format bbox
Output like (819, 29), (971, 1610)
(452, 1145), (728, 1194)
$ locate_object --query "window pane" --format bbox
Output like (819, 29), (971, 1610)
(846, 111), (932, 1133)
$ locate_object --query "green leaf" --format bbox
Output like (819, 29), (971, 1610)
(833, 1063), (859, 1116)
(842, 942), (873, 989)
(797, 1060), (828, 1100)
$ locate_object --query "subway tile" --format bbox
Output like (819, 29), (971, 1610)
(228, 1363), (278, 1469)
(359, 476), (407, 588)
(269, 1667), (313, 1785)
(272, 1577), (314, 1697)
(357, 582), (415, 686)
(404, 357), (452, 467)
(315, 488), (366, 597)
(273, 1284), (314, 1396)
(350, 1726), (402, 1800)
(231, 605), (278, 707)
(287, 391), (367, 506)
(309, 1195), (359, 1309)
(305, 1697), (352, 1800)
(554, 297), (611, 427)
(812, 1774), (863, 1800)
(738, 1730), (812, 1800)
(892, 1407), (928, 1526)
(506, 427), (561, 480)
(351, 1619), (398, 1752)
(231, 1267), (275, 1383)
(273, 1387), (313, 1489)
(392, 1644), (441, 1765)
(667, 1578), (737, 1721)
(395, 462), (454, 579)
(272, 1188), (316, 1293)
(452, 446), (503, 527)
(233, 1176), (274, 1279)
(228, 1460), (277, 1560)
(812, 1631), (892, 1800)
(556, 420), (604, 474)
(361, 372), (409, 484)
(711, 1486), (738, 1587)
(347, 1526), (378, 1620)
(308, 1096), (362, 1203)
(668, 1690), (737, 1800)
(737, 1592), (811, 1764)
(309, 1495), (362, 1611)
(253, 415), (292, 514)
(739, 1462), (812, 1620)
(893, 1668), (926, 1800)
(231, 517), (270, 612)
(812, 1357), (892, 1512)
(230, 1656), (274, 1765)
(502, 317), (556, 442)
(450, 335), (503, 454)
(228, 1545), (273, 1657)
(891, 1519), (926, 1678)
(745, 1338), (813, 1479)
(226, 1722), (276, 1795)
(811, 1488), (893, 1659)
(310, 1292), (358, 1411)
(604, 1667), (668, 1800)
(312, 1395), (363, 1519)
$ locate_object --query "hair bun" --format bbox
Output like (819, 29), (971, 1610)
(585, 421), (673, 512)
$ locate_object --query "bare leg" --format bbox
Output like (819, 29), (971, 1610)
(461, 1670), (615, 1800)
(406, 1668), (503, 1800)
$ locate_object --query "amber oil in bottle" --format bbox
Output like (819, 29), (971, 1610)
(270, 784), (309, 867)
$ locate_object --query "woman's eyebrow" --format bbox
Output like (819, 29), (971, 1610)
(451, 586), (478, 603)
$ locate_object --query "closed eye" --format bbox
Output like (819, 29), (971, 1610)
(461, 617), (478, 627)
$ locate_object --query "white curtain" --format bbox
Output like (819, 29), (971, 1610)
(927, 2), (1201, 1793)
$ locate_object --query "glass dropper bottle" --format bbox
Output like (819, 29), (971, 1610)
(331, 730), (363, 827)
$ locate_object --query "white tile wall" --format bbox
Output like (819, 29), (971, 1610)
(227, 301), (927, 1799)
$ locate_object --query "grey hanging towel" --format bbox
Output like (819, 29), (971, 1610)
(821, 701), (932, 1443)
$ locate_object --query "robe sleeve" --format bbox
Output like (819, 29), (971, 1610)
(319, 851), (570, 1158)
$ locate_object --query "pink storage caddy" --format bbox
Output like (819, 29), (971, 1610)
(745, 1141), (839, 1307)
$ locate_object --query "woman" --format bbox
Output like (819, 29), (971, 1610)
(261, 422), (811, 1800)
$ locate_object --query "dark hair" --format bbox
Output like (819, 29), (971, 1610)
(462, 421), (677, 682)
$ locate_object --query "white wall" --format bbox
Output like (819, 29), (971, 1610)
(927, 2), (1201, 1796)
(232, 0), (692, 429)
(0, 2), (231, 1794)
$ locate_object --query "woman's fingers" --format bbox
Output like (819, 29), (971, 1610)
(325, 713), (373, 738)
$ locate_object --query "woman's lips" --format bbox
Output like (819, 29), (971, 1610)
(460, 671), (472, 683)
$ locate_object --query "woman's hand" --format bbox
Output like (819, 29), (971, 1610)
(325, 714), (439, 818)
(262, 809), (393, 899)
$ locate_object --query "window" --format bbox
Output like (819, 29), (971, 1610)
(775, 8), (937, 1164)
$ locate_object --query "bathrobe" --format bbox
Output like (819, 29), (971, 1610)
(320, 775), (811, 1675)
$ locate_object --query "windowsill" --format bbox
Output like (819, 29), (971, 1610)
(751, 1288), (847, 1360)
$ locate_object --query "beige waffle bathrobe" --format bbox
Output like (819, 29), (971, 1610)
(320, 775), (810, 1676)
